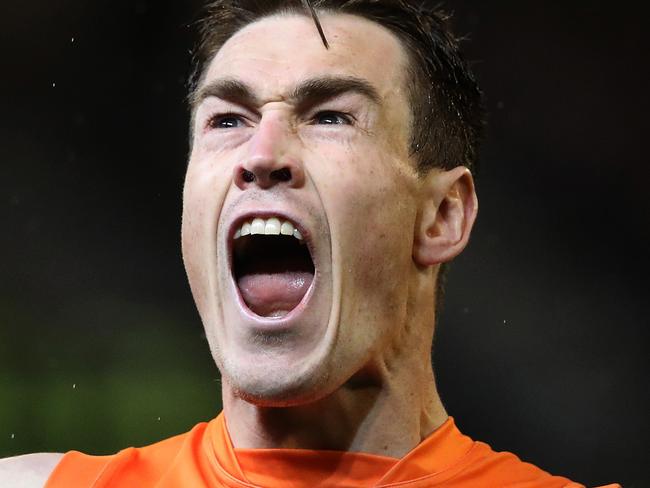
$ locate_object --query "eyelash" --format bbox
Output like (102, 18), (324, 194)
(313, 111), (353, 125)
(205, 110), (354, 131)
(206, 113), (247, 130)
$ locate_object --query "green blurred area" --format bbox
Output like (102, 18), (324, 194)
(0, 294), (221, 457)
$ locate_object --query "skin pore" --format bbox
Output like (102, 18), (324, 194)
(184, 12), (478, 458)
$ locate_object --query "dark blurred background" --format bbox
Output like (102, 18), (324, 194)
(1, 1), (647, 486)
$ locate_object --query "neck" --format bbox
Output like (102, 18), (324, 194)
(223, 371), (446, 458)
(222, 340), (446, 457)
(222, 271), (446, 458)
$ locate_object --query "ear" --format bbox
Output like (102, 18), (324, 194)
(413, 166), (478, 266)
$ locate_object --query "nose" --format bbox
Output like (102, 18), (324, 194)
(233, 117), (305, 190)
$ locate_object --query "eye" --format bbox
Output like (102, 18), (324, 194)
(208, 113), (246, 129)
(313, 111), (352, 125)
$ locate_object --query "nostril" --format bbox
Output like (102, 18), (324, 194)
(271, 168), (292, 182)
(242, 170), (256, 183)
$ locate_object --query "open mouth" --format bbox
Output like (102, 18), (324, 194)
(232, 217), (315, 318)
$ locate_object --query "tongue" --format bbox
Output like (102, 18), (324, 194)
(238, 271), (313, 317)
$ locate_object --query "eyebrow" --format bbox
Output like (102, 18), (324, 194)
(192, 75), (381, 111)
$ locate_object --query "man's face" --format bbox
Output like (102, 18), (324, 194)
(183, 13), (422, 405)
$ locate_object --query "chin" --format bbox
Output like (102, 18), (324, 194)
(220, 349), (337, 407)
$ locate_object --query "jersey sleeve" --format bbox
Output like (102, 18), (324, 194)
(44, 449), (135, 488)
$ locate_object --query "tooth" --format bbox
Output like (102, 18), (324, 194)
(251, 218), (265, 235)
(280, 221), (294, 235)
(234, 228), (241, 239)
(293, 228), (303, 240)
(241, 222), (251, 236)
(265, 217), (281, 235)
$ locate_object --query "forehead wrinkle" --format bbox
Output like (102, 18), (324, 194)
(198, 13), (409, 104)
(194, 74), (382, 114)
(190, 14), (412, 149)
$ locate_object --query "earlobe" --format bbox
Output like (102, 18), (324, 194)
(413, 166), (478, 267)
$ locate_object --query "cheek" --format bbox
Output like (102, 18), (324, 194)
(181, 168), (211, 309)
(181, 155), (232, 307)
(182, 149), (234, 233)
(349, 190), (413, 294)
(322, 152), (416, 298)
(330, 165), (416, 355)
(182, 163), (211, 253)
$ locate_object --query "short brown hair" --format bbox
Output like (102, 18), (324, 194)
(189, 0), (485, 173)
(188, 0), (486, 310)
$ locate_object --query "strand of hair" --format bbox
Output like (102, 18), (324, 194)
(302, 0), (330, 49)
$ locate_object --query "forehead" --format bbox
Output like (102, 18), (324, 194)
(202, 13), (409, 101)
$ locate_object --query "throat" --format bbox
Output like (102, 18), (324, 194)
(222, 376), (446, 458)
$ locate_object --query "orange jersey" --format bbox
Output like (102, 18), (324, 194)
(45, 414), (619, 487)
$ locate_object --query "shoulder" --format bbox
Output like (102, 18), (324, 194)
(45, 423), (209, 487)
(0, 453), (63, 488)
(421, 419), (584, 487)
(463, 441), (602, 487)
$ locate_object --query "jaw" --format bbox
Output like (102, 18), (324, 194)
(180, 153), (342, 405)
(209, 199), (341, 406)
